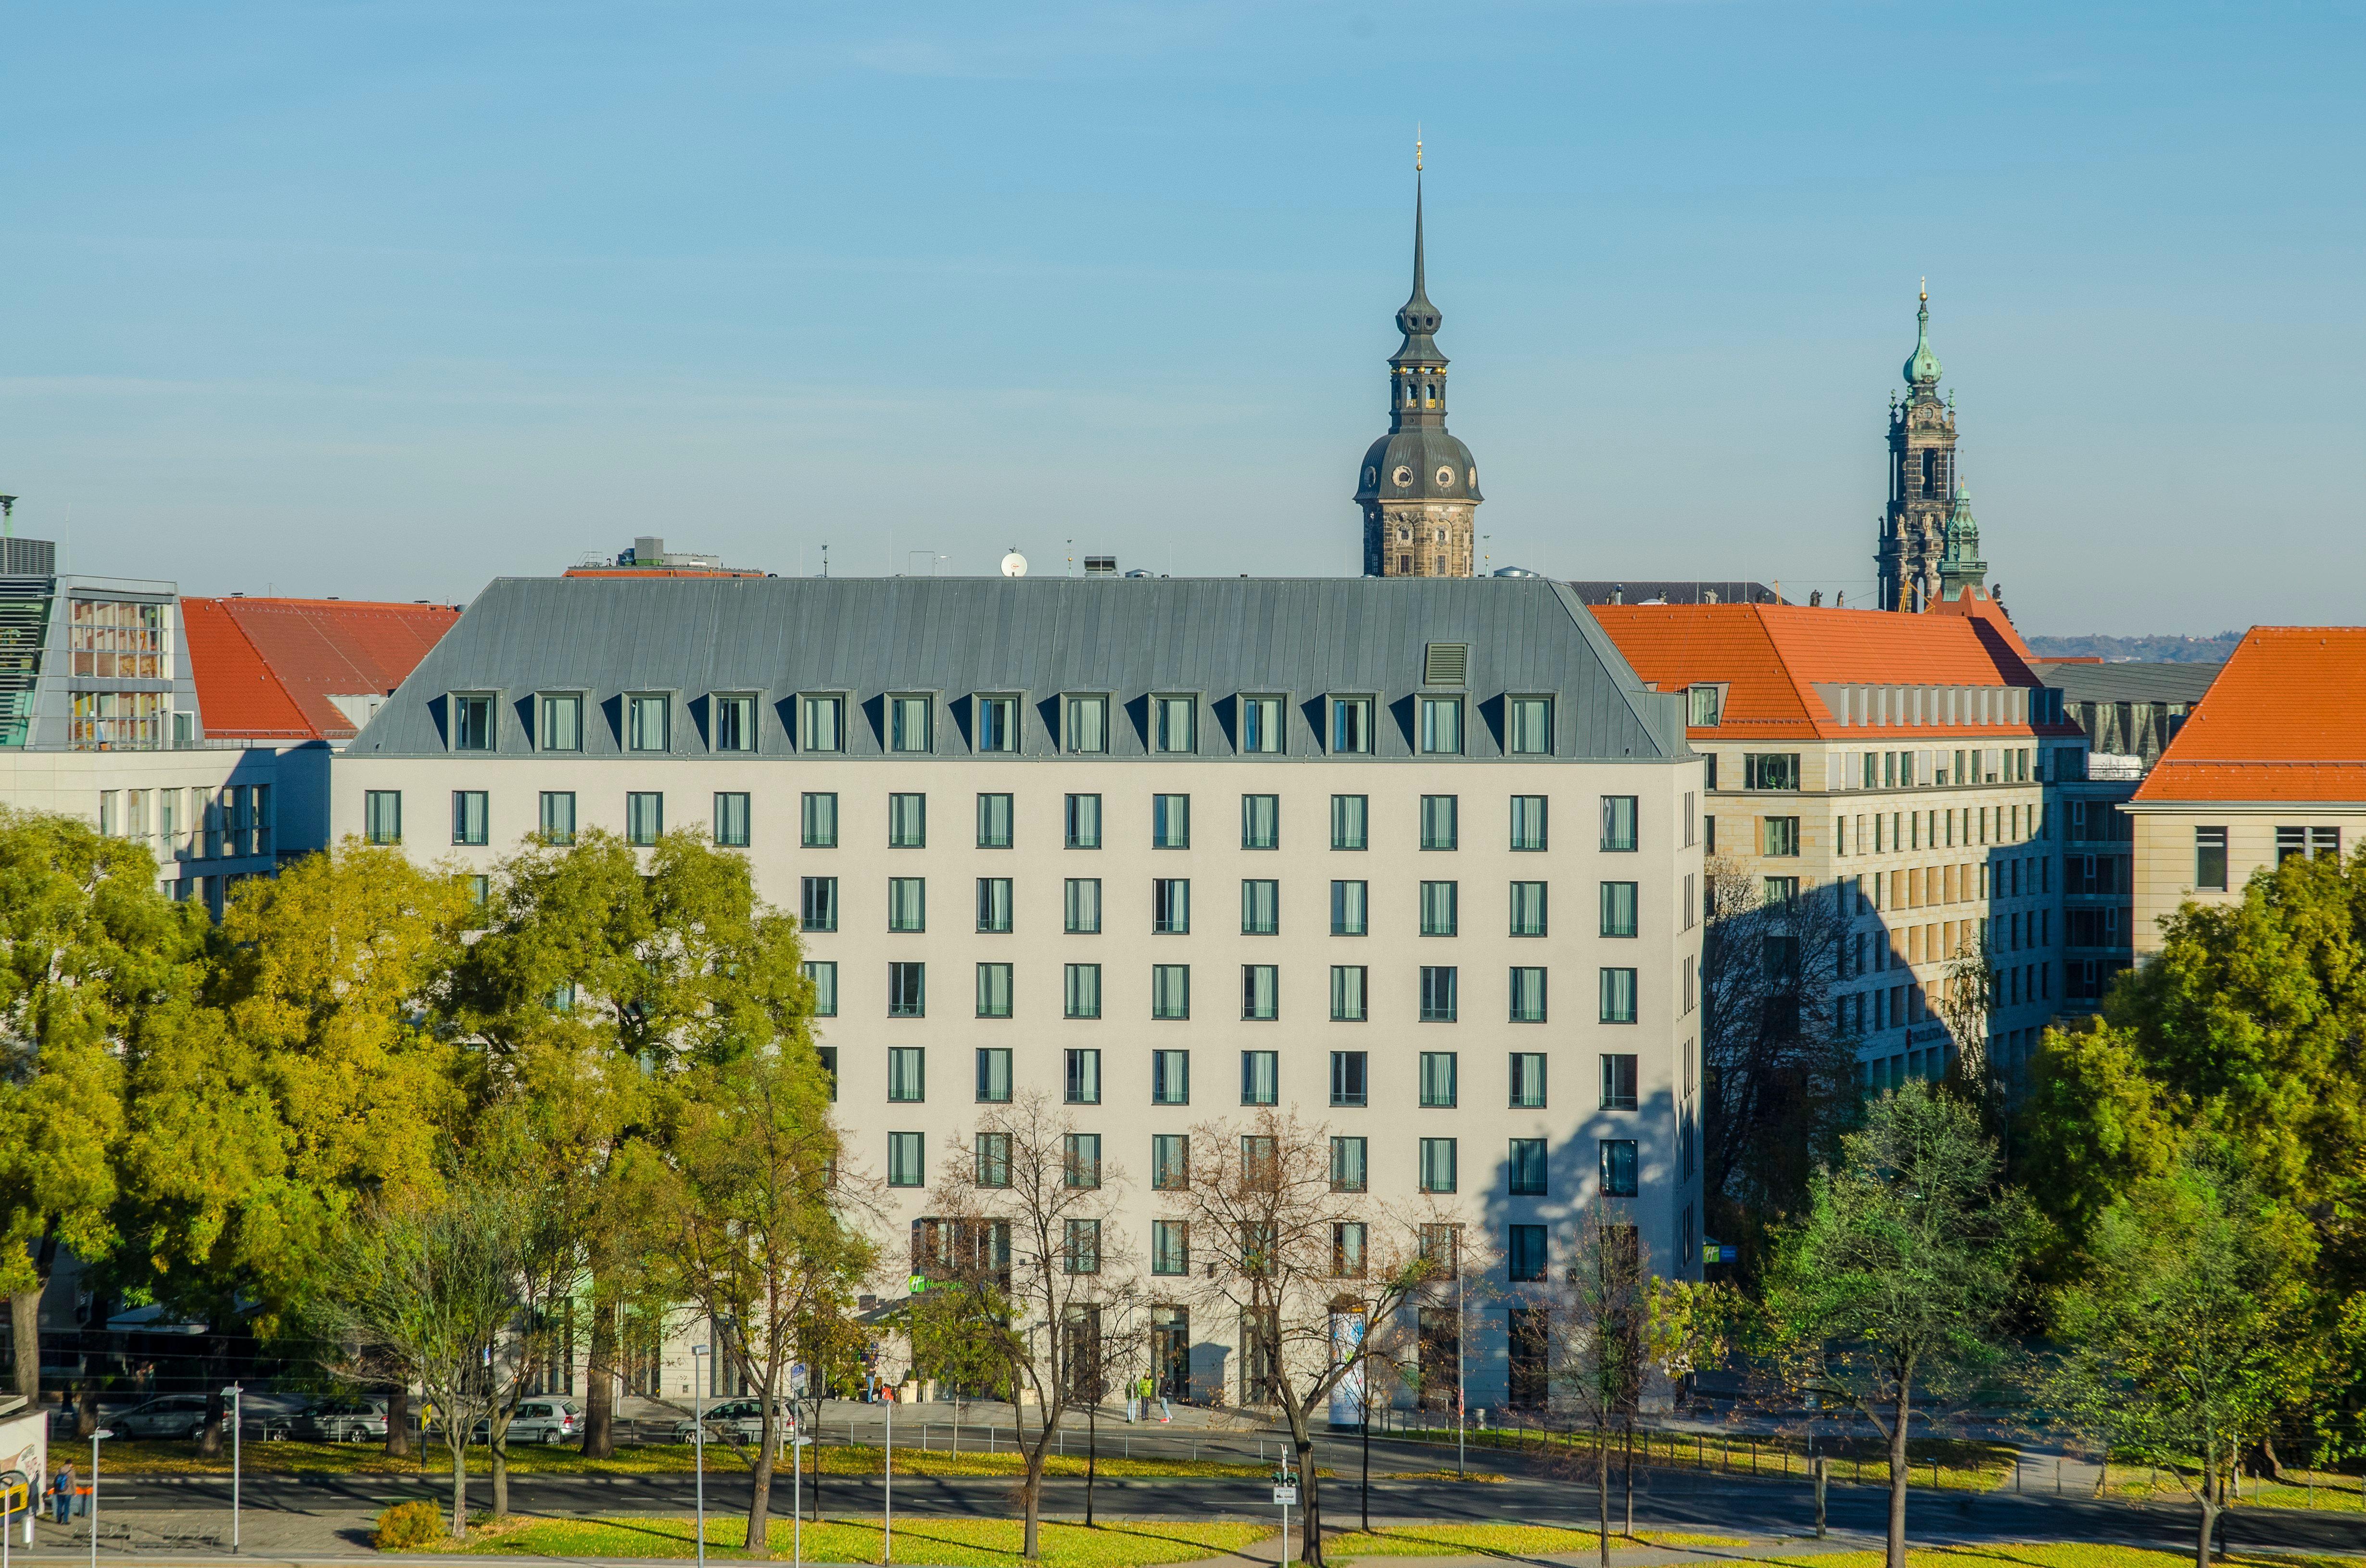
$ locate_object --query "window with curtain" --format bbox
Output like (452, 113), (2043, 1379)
(1151, 964), (1190, 1020)
(539, 694), (582, 752)
(1599, 967), (1638, 1024)
(626, 792), (663, 846)
(1509, 1052), (1546, 1108)
(1329, 696), (1372, 753)
(1508, 966), (1547, 1023)
(887, 1048), (926, 1102)
(1600, 795), (1638, 851)
(1419, 1051), (1458, 1107)
(800, 876), (838, 932)
(975, 1132), (1012, 1187)
(1599, 1138), (1639, 1197)
(887, 961), (925, 1017)
(1151, 1052), (1190, 1106)
(1064, 1048), (1101, 1104)
(1153, 695), (1196, 753)
(452, 791), (488, 847)
(887, 1132), (924, 1187)
(1240, 1050), (1278, 1104)
(1418, 695), (1463, 755)
(1240, 793), (1279, 848)
(1420, 880), (1458, 936)
(1065, 792), (1102, 848)
(1064, 878), (1101, 934)
(1331, 794), (1368, 850)
(888, 877), (926, 932)
(1419, 966), (1458, 1023)
(1063, 1133), (1101, 1189)
(1330, 1136), (1367, 1192)
(1063, 962), (1102, 1019)
(1330, 965), (1367, 1022)
(627, 695), (669, 752)
(454, 694), (493, 751)
(713, 792), (750, 848)
(1151, 1133), (1189, 1188)
(1331, 881), (1368, 936)
(1420, 795), (1458, 850)
(801, 791), (838, 847)
(975, 695), (1017, 753)
(1065, 695), (1108, 754)
(1152, 793), (1190, 848)
(1240, 695), (1283, 754)
(1152, 878), (1191, 934)
(1509, 1138), (1546, 1196)
(889, 695), (931, 752)
(975, 962), (1012, 1018)
(1510, 795), (1548, 851)
(1241, 965), (1278, 1021)
(888, 793), (926, 847)
(713, 695), (755, 752)
(800, 694), (843, 752)
(1508, 697), (1552, 755)
(364, 790), (403, 845)
(976, 793), (1014, 848)
(1509, 880), (1546, 936)
(1419, 1138), (1457, 1194)
(1240, 879), (1278, 934)
(976, 877), (1013, 933)
(1151, 1220), (1189, 1275)
(803, 961), (836, 1018)
(1600, 881), (1638, 937)
(539, 791), (575, 846)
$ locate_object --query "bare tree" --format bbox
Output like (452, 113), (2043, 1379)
(1160, 1108), (1447, 1568)
(922, 1090), (1138, 1561)
(1699, 859), (1862, 1261)
(1544, 1198), (1651, 1565)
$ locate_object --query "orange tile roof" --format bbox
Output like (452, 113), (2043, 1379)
(1589, 602), (2071, 743)
(2133, 627), (2366, 804)
(183, 597), (461, 740)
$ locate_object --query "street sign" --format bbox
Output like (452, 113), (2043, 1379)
(1273, 1486), (1298, 1506)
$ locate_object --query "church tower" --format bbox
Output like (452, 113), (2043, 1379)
(1357, 151), (1481, 577)
(1878, 285), (1957, 610)
(1936, 482), (1988, 602)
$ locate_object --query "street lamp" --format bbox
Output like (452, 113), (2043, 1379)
(223, 1384), (243, 1554)
(690, 1346), (709, 1568)
(88, 1429), (113, 1568)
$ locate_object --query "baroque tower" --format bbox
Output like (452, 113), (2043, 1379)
(1358, 154), (1481, 577)
(1878, 284), (1957, 610)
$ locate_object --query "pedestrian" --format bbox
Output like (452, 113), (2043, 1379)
(48, 1463), (73, 1526)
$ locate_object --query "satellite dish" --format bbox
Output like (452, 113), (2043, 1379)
(1000, 551), (1027, 578)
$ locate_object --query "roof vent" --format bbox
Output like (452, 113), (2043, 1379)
(1084, 556), (1117, 576)
(1424, 642), (1469, 687)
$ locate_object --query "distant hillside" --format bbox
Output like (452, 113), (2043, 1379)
(2025, 632), (2243, 664)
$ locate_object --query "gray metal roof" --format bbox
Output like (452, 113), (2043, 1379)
(348, 575), (1689, 764)
(2030, 660), (2224, 705)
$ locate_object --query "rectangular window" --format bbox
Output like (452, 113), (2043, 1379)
(975, 1132), (1012, 1188)
(452, 693), (493, 752)
(1600, 796), (1638, 851)
(887, 1047), (926, 1102)
(365, 790), (402, 845)
(803, 960), (837, 1017)
(539, 790), (576, 845)
(713, 792), (750, 848)
(1064, 1048), (1101, 1104)
(1508, 966), (1547, 1023)
(1065, 793), (1102, 849)
(1151, 1219), (1189, 1276)
(1151, 964), (1191, 1020)
(1332, 1221), (1368, 1278)
(888, 961), (925, 1017)
(1600, 1053), (1639, 1111)
(626, 792), (664, 846)
(1240, 793), (1279, 849)
(1330, 696), (1373, 754)
(1420, 794), (1458, 851)
(1600, 881), (1638, 937)
(1241, 695), (1284, 754)
(888, 792), (926, 848)
(1419, 695), (1464, 755)
(1240, 1049), (1278, 1104)
(1509, 1052), (1546, 1108)
(1507, 1225), (1547, 1282)
(1152, 1132), (1190, 1188)
(1152, 877), (1191, 934)
(1241, 965), (1278, 1022)
(1507, 880), (1547, 937)
(888, 877), (926, 933)
(1762, 816), (1801, 857)
(1419, 966), (1458, 1023)
(801, 791), (839, 848)
(1330, 965), (1368, 1022)
(1419, 1050), (1458, 1107)
(1330, 794), (1368, 850)
(1153, 695), (1196, 754)
(712, 695), (755, 753)
(976, 1048), (1013, 1104)
(1599, 967), (1638, 1024)
(887, 1132), (924, 1188)
(1063, 1218), (1099, 1276)
(1152, 793), (1190, 849)
(1330, 1051), (1368, 1107)
(976, 792), (1014, 848)
(540, 694), (582, 752)
(889, 695), (931, 753)
(1509, 795), (1548, 851)
(1330, 1136), (1368, 1194)
(1599, 1138), (1639, 1197)
(801, 876), (839, 933)
(627, 695), (670, 753)
(975, 695), (1018, 754)
(1064, 877), (1102, 934)
(1151, 1050), (1191, 1105)
(1419, 1138), (1458, 1194)
(975, 962), (1013, 1018)
(800, 694), (844, 752)
(1064, 962), (1102, 1019)
(1064, 1132), (1101, 1189)
(1330, 879), (1368, 936)
(1745, 753), (1802, 791)
(1509, 1138), (1547, 1197)
(1240, 878), (1279, 935)
(1065, 695), (1108, 755)
(1508, 697), (1552, 756)
(2195, 826), (2228, 891)
(452, 790), (488, 847)
(1419, 879), (1458, 936)
(1689, 684), (1723, 727)
(976, 876), (1013, 933)
(1762, 875), (1800, 907)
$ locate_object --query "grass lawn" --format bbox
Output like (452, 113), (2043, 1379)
(1323, 1523), (1746, 1559)
(2088, 1465), (2363, 1514)
(1403, 1429), (2017, 1494)
(439, 1514), (1272, 1564)
(103, 1439), (1320, 1480)
(1759, 1547), (2365, 1568)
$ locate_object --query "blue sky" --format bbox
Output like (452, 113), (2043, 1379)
(4, 2), (2360, 634)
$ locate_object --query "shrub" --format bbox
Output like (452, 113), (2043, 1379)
(373, 1500), (449, 1551)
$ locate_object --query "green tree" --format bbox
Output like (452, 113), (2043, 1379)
(2050, 1150), (2315, 1568)
(2015, 1019), (2181, 1274)
(0, 808), (204, 1403)
(1761, 1083), (2037, 1568)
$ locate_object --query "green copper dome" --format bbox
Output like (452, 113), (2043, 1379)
(1904, 286), (1942, 387)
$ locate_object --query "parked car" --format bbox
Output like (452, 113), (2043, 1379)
(468, 1400), (583, 1445)
(111, 1395), (213, 1440)
(299, 1398), (391, 1443)
(670, 1399), (805, 1447)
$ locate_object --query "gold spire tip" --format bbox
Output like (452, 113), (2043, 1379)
(1415, 124), (1423, 173)
(1919, 276), (1928, 303)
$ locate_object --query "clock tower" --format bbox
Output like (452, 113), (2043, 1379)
(1878, 284), (1958, 610)
(1356, 155), (1482, 578)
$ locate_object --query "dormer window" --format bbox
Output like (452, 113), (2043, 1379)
(889, 695), (931, 753)
(1065, 694), (1109, 755)
(976, 695), (1018, 754)
(1240, 695), (1284, 755)
(712, 694), (755, 752)
(1152, 695), (1196, 755)
(538, 693), (582, 752)
(1689, 685), (1722, 727)
(626, 694), (670, 753)
(452, 694), (494, 752)
(801, 694), (844, 752)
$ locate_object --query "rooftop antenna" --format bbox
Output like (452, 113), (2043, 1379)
(1415, 125), (1423, 173)
(821, 543), (830, 578)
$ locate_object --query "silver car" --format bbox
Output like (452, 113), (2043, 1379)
(671, 1398), (804, 1447)
(300, 1398), (390, 1443)
(112, 1395), (212, 1440)
(471, 1399), (583, 1445)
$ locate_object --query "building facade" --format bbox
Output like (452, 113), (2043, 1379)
(335, 574), (1706, 1410)
(1356, 173), (1481, 580)
(1591, 598), (2088, 1088)
(1879, 288), (1960, 613)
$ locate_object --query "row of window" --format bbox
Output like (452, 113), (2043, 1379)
(833, 1044), (1641, 1113)
(2192, 825), (2343, 892)
(1841, 960), (2054, 1034)
(450, 690), (1564, 759)
(801, 960), (1662, 1024)
(372, 788), (1657, 855)
(798, 874), (1642, 939)
(1836, 801), (2043, 857)
(1700, 746), (2044, 791)
(884, 1128), (1645, 1206)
